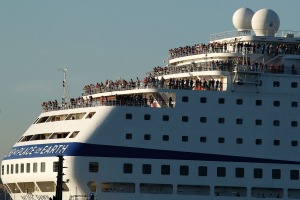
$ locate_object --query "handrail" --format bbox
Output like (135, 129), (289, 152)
(209, 29), (300, 41)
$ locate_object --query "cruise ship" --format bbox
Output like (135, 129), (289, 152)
(2, 7), (300, 200)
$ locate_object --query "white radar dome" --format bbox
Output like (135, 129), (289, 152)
(232, 8), (254, 31)
(252, 8), (280, 36)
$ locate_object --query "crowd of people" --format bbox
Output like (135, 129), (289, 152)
(41, 93), (164, 112)
(169, 41), (300, 59)
(150, 60), (232, 76)
(82, 74), (223, 97)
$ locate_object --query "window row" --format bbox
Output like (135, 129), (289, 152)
(2, 161), (71, 175)
(2, 162), (46, 175)
(125, 133), (299, 146)
(100, 182), (298, 198)
(17, 131), (80, 143)
(126, 113), (300, 126)
(86, 161), (300, 180)
(273, 81), (298, 88)
(33, 111), (96, 124)
(122, 163), (300, 180)
(182, 96), (299, 108)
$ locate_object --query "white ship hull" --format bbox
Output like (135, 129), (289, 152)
(2, 7), (300, 200)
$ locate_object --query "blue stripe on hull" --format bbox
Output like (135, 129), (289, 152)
(3, 142), (300, 165)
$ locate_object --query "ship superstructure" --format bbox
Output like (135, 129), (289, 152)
(2, 8), (300, 200)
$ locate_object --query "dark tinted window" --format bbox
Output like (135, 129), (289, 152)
(144, 134), (151, 140)
(123, 163), (132, 173)
(200, 117), (207, 123)
(126, 113), (132, 119)
(236, 99), (243, 105)
(162, 115), (169, 121)
(125, 133), (132, 140)
(218, 98), (225, 104)
(162, 135), (169, 141)
(235, 168), (244, 178)
(273, 81), (280, 87)
(254, 168), (262, 178)
(182, 96), (189, 102)
(198, 166), (207, 176)
(291, 82), (298, 88)
(182, 116), (189, 122)
(142, 164), (151, 174)
(217, 167), (226, 177)
(272, 169), (281, 179)
(161, 165), (170, 175)
(144, 114), (151, 120)
(274, 101), (280, 107)
(200, 97), (207, 103)
(256, 100), (262, 106)
(180, 166), (189, 176)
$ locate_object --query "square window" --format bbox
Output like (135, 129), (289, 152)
(291, 82), (298, 88)
(291, 121), (298, 127)
(273, 120), (280, 126)
(272, 169), (281, 179)
(144, 134), (151, 140)
(292, 101), (298, 107)
(89, 162), (99, 173)
(236, 118), (243, 124)
(182, 96), (189, 102)
(218, 98), (225, 104)
(125, 133), (132, 140)
(292, 140), (298, 146)
(218, 137), (225, 143)
(290, 170), (299, 180)
(144, 114), (151, 120)
(200, 117), (207, 123)
(198, 166), (207, 176)
(254, 168), (263, 178)
(235, 168), (244, 178)
(255, 119), (262, 125)
(200, 136), (207, 143)
(273, 81), (280, 87)
(274, 101), (280, 107)
(256, 100), (262, 106)
(126, 113), (132, 119)
(163, 135), (169, 141)
(200, 97), (207, 103)
(180, 165), (189, 176)
(182, 116), (189, 122)
(218, 118), (225, 124)
(163, 115), (169, 121)
(256, 139), (262, 145)
(161, 165), (170, 175)
(273, 140), (280, 146)
(182, 136), (188, 142)
(142, 164), (151, 174)
(217, 167), (226, 177)
(236, 99), (243, 105)
(236, 138), (243, 144)
(123, 163), (132, 173)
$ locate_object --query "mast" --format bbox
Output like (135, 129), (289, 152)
(58, 68), (70, 103)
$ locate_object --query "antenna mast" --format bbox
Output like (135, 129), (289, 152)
(58, 68), (70, 103)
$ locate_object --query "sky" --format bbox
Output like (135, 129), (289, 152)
(1, 0), (300, 160)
